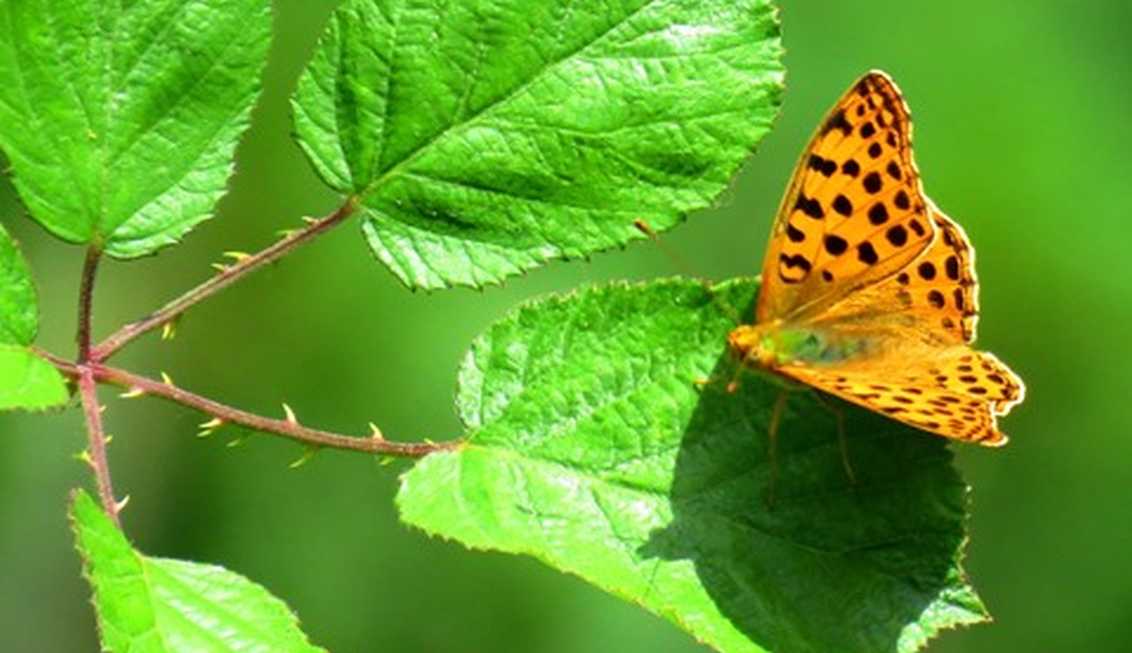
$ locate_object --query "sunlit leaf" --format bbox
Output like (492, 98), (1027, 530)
(71, 489), (327, 653)
(0, 0), (272, 257)
(293, 0), (784, 289)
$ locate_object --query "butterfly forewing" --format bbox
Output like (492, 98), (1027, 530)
(802, 203), (981, 346)
(758, 72), (935, 323)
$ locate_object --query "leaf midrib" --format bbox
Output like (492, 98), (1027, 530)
(356, 0), (663, 202)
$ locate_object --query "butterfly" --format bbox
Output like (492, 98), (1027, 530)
(728, 70), (1025, 448)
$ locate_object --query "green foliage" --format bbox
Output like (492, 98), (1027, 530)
(292, 0), (784, 289)
(70, 490), (325, 653)
(0, 224), (66, 410)
(0, 223), (36, 344)
(0, 0), (271, 257)
(398, 279), (987, 653)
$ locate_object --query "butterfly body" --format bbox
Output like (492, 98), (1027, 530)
(729, 322), (868, 369)
(730, 71), (1025, 445)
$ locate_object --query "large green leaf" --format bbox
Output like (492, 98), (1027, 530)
(0, 0), (271, 258)
(71, 489), (326, 653)
(292, 0), (784, 289)
(398, 278), (988, 653)
(0, 223), (66, 411)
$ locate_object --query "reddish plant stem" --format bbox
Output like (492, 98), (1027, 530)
(91, 197), (359, 362)
(77, 246), (101, 362)
(76, 248), (121, 525)
(78, 369), (120, 526)
(39, 351), (458, 458)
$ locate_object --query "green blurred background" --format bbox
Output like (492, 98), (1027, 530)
(2, 1), (1128, 650)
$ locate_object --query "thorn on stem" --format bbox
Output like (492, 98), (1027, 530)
(282, 403), (298, 425)
(119, 387), (145, 399)
(114, 495), (130, 512)
(160, 372), (175, 387)
(198, 417), (224, 438)
(210, 263), (228, 273)
(369, 422), (385, 440)
(223, 251), (251, 263)
(289, 446), (319, 469)
(161, 321), (177, 341)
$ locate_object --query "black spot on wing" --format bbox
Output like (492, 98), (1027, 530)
(945, 255), (960, 280)
(824, 109), (853, 136)
(795, 192), (825, 219)
(780, 254), (812, 271)
(868, 202), (889, 225)
(824, 235), (849, 256)
(886, 225), (908, 247)
(832, 195), (853, 217)
(863, 172), (882, 194)
(857, 242), (879, 265)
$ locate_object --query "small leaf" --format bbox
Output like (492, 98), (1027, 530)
(70, 489), (326, 653)
(0, 0), (272, 257)
(0, 221), (37, 344)
(0, 345), (68, 410)
(292, 0), (784, 289)
(398, 278), (988, 653)
(0, 224), (66, 410)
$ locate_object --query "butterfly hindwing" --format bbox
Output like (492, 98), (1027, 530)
(779, 347), (1024, 445)
(758, 72), (936, 323)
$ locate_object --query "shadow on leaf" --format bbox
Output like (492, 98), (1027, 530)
(641, 350), (977, 653)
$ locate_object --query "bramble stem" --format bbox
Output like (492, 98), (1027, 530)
(76, 248), (121, 526)
(39, 350), (458, 459)
(91, 197), (359, 362)
(77, 247), (101, 362)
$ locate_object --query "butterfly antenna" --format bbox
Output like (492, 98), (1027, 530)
(633, 219), (744, 325)
(633, 219), (701, 279)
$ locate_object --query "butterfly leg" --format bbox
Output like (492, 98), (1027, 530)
(763, 390), (789, 509)
(812, 391), (857, 485)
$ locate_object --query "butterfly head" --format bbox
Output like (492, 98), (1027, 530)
(728, 321), (787, 369)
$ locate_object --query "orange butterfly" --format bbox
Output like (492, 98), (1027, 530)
(728, 71), (1025, 449)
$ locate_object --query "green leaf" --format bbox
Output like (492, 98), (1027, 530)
(0, 0), (272, 258)
(0, 223), (66, 410)
(292, 0), (784, 289)
(0, 345), (67, 411)
(70, 489), (327, 653)
(398, 278), (988, 653)
(0, 221), (36, 345)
